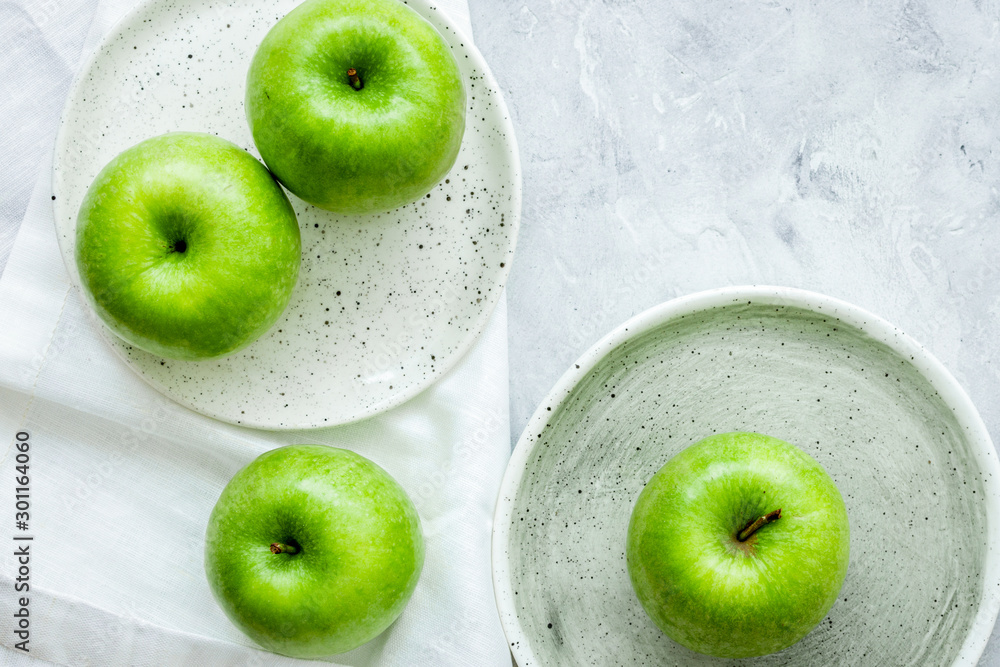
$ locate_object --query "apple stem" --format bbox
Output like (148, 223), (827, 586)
(737, 509), (782, 542)
(347, 68), (363, 91)
(270, 542), (298, 555)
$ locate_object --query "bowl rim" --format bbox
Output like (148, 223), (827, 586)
(491, 285), (1000, 666)
(50, 0), (521, 430)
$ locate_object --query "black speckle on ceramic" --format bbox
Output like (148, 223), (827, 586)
(493, 287), (1000, 666)
(52, 0), (520, 429)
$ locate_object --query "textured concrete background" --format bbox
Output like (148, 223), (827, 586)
(467, 0), (1000, 661)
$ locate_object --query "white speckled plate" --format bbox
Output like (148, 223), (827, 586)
(52, 0), (519, 429)
(493, 286), (1000, 666)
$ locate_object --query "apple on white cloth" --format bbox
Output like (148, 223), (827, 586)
(205, 445), (426, 658)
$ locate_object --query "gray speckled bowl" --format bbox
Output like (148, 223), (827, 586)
(493, 286), (1000, 666)
(52, 0), (519, 429)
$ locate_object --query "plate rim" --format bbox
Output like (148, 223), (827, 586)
(491, 285), (1000, 666)
(50, 0), (521, 431)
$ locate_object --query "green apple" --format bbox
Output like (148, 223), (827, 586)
(204, 445), (424, 657)
(626, 432), (850, 658)
(75, 132), (300, 360)
(245, 0), (466, 213)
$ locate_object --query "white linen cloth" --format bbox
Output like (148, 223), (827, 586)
(0, 0), (512, 663)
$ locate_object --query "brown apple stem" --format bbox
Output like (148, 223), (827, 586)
(347, 68), (363, 91)
(270, 542), (298, 555)
(737, 509), (782, 542)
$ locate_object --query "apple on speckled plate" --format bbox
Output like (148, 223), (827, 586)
(74, 132), (301, 361)
(245, 0), (466, 213)
(626, 432), (850, 658)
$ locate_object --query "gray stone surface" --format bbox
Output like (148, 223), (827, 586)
(468, 0), (1000, 662)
